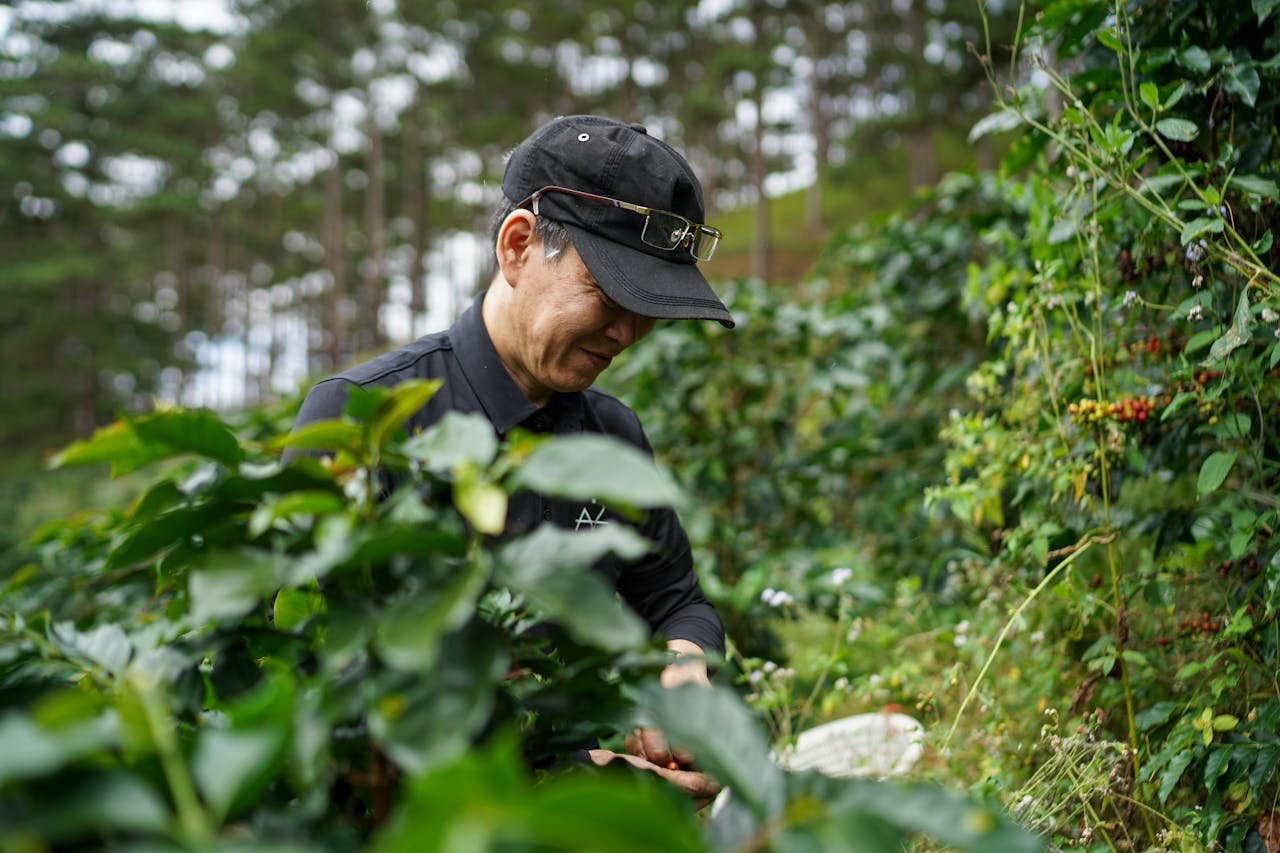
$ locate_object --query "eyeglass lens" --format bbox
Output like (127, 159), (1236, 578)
(641, 211), (719, 261)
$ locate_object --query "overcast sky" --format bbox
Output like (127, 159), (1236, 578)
(2, 0), (238, 34)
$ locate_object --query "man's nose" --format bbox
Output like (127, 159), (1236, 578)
(604, 308), (643, 349)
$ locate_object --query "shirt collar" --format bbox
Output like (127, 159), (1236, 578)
(451, 291), (583, 435)
(451, 292), (538, 434)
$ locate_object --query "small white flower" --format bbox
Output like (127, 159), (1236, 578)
(760, 587), (793, 606)
(1262, 308), (1278, 324)
(1122, 289), (1138, 308)
(1188, 304), (1204, 322)
(833, 677), (850, 691)
(1192, 273), (1205, 289)
(762, 661), (777, 674)
(749, 670), (764, 684)
(830, 567), (853, 587)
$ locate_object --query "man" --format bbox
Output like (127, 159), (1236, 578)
(291, 115), (732, 806)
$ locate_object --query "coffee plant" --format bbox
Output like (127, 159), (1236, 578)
(927, 0), (1280, 846)
(604, 0), (1280, 848)
(0, 382), (1036, 850)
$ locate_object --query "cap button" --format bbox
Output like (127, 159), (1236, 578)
(628, 123), (648, 135)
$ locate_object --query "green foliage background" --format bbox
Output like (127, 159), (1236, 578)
(5, 0), (1280, 849)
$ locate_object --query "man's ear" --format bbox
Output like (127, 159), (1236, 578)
(495, 209), (537, 286)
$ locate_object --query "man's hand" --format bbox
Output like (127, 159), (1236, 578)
(587, 749), (721, 810)
(660, 639), (711, 688)
(615, 639), (717, 806)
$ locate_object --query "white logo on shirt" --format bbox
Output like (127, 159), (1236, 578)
(574, 499), (609, 531)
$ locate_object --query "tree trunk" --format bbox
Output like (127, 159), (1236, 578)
(403, 106), (427, 340)
(166, 216), (190, 402)
(904, 1), (937, 189)
(359, 104), (385, 354)
(207, 211), (226, 409)
(907, 126), (937, 189)
(803, 8), (828, 232)
(750, 82), (770, 281)
(72, 277), (98, 437)
(749, 3), (771, 281)
(323, 159), (345, 370)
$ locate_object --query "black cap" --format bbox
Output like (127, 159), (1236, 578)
(501, 115), (734, 328)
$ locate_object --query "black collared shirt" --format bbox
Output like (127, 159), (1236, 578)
(291, 293), (724, 657)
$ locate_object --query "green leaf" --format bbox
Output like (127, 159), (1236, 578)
(375, 733), (706, 853)
(369, 379), (444, 451)
(272, 587), (327, 632)
(453, 464), (508, 535)
(0, 712), (119, 785)
(1156, 118), (1199, 141)
(1204, 747), (1232, 792)
(1198, 451), (1238, 496)
(129, 410), (246, 469)
(189, 549), (286, 624)
(1138, 173), (1186, 195)
(1136, 701), (1178, 731)
(1204, 290), (1253, 365)
(1184, 326), (1222, 354)
(1257, 0), (1280, 23)
(511, 434), (682, 509)
(272, 419), (363, 456)
(1250, 748), (1280, 790)
(50, 410), (244, 475)
(374, 557), (487, 672)
(968, 108), (1022, 142)
(192, 726), (287, 823)
(402, 410), (499, 474)
(49, 622), (132, 675)
(1180, 216), (1224, 243)
(369, 623), (507, 775)
(1230, 175), (1280, 200)
(25, 771), (172, 840)
(1224, 64), (1261, 107)
(781, 773), (1041, 853)
(495, 525), (651, 652)
(1159, 751), (1193, 802)
(1139, 82), (1160, 112)
(1160, 391), (1197, 421)
(1163, 81), (1188, 110)
(1176, 661), (1208, 680)
(1095, 27), (1122, 52)
(641, 682), (786, 819)
(1212, 714), (1239, 732)
(107, 502), (227, 568)
(249, 490), (345, 537)
(1178, 47), (1212, 73)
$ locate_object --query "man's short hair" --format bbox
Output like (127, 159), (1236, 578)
(488, 196), (572, 260)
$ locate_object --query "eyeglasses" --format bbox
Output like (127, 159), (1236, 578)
(518, 185), (722, 261)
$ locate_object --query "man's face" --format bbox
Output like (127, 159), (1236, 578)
(508, 240), (657, 402)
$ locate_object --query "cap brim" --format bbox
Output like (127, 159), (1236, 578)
(563, 222), (735, 329)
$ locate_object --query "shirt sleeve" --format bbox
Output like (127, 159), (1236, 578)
(282, 377), (357, 462)
(610, 414), (725, 659)
(616, 505), (726, 659)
